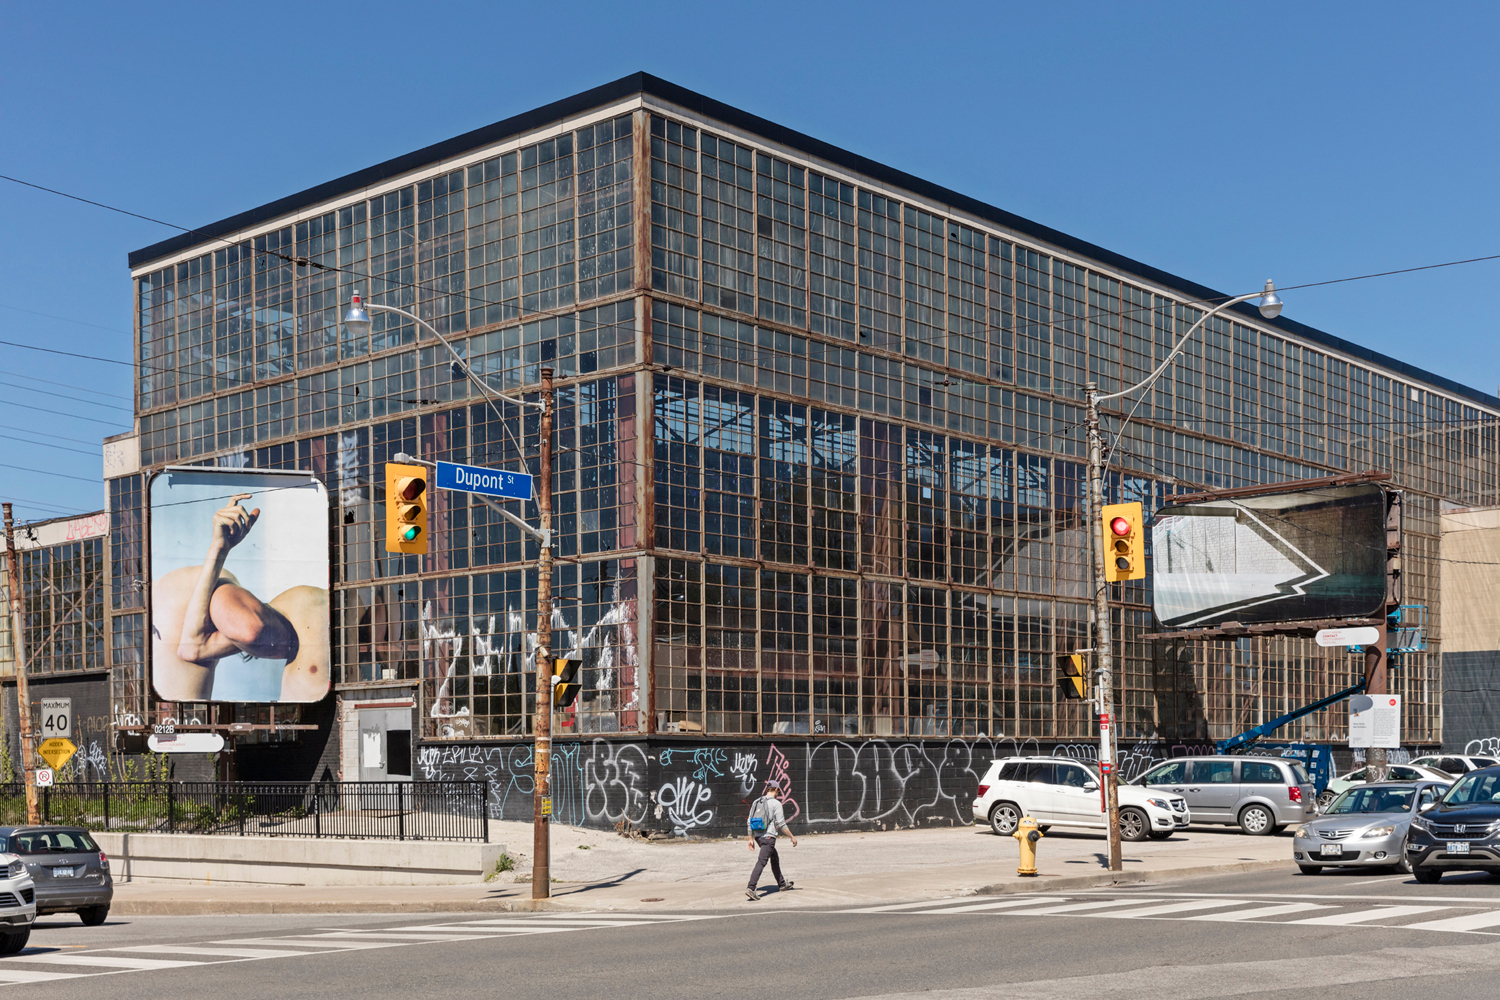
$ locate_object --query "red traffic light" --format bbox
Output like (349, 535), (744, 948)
(1110, 516), (1132, 536)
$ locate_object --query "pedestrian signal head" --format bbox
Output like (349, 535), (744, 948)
(385, 462), (429, 554)
(1101, 501), (1145, 582)
(1056, 653), (1088, 700)
(552, 654), (582, 708)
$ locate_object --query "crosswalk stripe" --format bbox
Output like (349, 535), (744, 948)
(842, 898), (1004, 913)
(1080, 899), (1251, 918)
(5, 954), (204, 970)
(1016, 899), (1169, 916)
(450, 919), (658, 930)
(306, 931), (498, 942)
(108, 944), (320, 959)
(213, 937), (394, 951)
(1288, 905), (1449, 926)
(1403, 910), (1500, 932)
(1186, 902), (1330, 922)
(857, 897), (1071, 915)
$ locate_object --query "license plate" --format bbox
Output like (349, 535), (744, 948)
(51, 866), (75, 878)
(1319, 844), (1343, 857)
(1448, 842), (1471, 855)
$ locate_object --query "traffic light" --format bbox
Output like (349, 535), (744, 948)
(1056, 653), (1088, 700)
(1101, 501), (1145, 582)
(552, 654), (582, 708)
(385, 462), (429, 554)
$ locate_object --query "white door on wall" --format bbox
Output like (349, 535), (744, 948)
(358, 707), (412, 781)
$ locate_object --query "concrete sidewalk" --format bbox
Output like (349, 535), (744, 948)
(110, 824), (1295, 914)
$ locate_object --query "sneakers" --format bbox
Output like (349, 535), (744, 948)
(745, 888), (758, 901)
(779, 881), (794, 891)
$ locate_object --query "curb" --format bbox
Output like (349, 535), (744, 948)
(112, 897), (571, 916)
(976, 858), (1291, 895)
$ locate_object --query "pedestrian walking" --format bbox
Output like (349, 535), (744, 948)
(746, 779), (797, 901)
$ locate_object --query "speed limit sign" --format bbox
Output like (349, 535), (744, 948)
(34, 768), (53, 788)
(41, 698), (71, 739)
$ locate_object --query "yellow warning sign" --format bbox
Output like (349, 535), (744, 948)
(38, 738), (76, 771)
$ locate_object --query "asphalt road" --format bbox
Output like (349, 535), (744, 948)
(17, 867), (1500, 1000)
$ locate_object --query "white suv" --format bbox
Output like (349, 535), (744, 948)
(973, 757), (1190, 842)
(0, 852), (35, 954)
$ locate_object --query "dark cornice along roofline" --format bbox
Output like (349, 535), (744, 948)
(128, 72), (1500, 410)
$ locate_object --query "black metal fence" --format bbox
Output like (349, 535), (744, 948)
(0, 781), (489, 842)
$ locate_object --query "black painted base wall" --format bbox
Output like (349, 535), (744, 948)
(1443, 650), (1500, 754)
(416, 734), (1237, 838)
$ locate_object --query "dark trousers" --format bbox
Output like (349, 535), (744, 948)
(748, 835), (785, 889)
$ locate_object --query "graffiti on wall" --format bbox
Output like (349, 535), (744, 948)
(417, 733), (1373, 838)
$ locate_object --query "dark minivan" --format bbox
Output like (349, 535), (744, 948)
(1, 827), (113, 925)
(1407, 766), (1500, 883)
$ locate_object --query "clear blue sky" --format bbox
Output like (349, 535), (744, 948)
(3, 2), (1497, 522)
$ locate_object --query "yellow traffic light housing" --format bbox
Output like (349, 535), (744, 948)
(1056, 653), (1088, 700)
(385, 462), (429, 554)
(553, 654), (582, 708)
(1101, 501), (1145, 582)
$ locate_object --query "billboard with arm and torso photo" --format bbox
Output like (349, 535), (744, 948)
(150, 468), (331, 703)
(1151, 483), (1388, 629)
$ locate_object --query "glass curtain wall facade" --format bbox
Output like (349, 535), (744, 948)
(116, 81), (1500, 750)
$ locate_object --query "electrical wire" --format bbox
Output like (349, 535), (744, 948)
(4, 370), (135, 401)
(0, 424), (100, 447)
(0, 464), (104, 483)
(0, 379), (133, 412)
(0, 399), (126, 426)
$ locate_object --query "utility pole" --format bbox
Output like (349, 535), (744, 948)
(2, 504), (40, 825)
(532, 366), (555, 900)
(1084, 385), (1122, 872)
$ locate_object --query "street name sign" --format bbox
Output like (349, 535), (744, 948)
(1316, 627), (1380, 647)
(38, 738), (77, 771)
(436, 461), (532, 501)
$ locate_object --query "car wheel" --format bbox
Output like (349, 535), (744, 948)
(989, 802), (1021, 836)
(79, 906), (109, 927)
(1238, 803), (1275, 836)
(1297, 864), (1323, 875)
(1392, 856), (1413, 875)
(1119, 807), (1150, 842)
(0, 930), (28, 955)
(1414, 866), (1442, 884)
(1316, 789), (1336, 810)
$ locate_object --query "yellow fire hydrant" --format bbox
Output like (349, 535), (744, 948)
(1012, 815), (1043, 876)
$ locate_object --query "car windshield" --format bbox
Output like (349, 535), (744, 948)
(1444, 772), (1500, 805)
(8, 831), (99, 854)
(1325, 787), (1415, 814)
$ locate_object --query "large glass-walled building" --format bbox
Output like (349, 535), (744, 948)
(112, 73), (1500, 769)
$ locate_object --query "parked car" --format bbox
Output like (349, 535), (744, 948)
(1407, 766), (1500, 883)
(1408, 754), (1498, 776)
(0, 852), (35, 954)
(1319, 764), (1454, 807)
(1292, 780), (1448, 874)
(973, 757), (1190, 842)
(0, 827), (112, 926)
(1132, 756), (1315, 835)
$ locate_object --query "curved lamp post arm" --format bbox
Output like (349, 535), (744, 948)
(1095, 290), (1263, 404)
(356, 300), (543, 412)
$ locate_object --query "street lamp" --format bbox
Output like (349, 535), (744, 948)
(342, 291), (559, 900)
(1084, 280), (1283, 872)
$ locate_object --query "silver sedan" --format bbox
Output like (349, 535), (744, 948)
(1293, 781), (1449, 874)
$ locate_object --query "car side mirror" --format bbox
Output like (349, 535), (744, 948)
(1083, 782), (1099, 792)
(1420, 801), (1437, 812)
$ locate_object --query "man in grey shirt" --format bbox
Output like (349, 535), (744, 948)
(746, 780), (798, 900)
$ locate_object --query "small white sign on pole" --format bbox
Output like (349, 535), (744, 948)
(1349, 694), (1402, 749)
(35, 768), (54, 788)
(1316, 627), (1380, 648)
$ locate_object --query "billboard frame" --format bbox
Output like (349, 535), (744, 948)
(144, 466), (331, 711)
